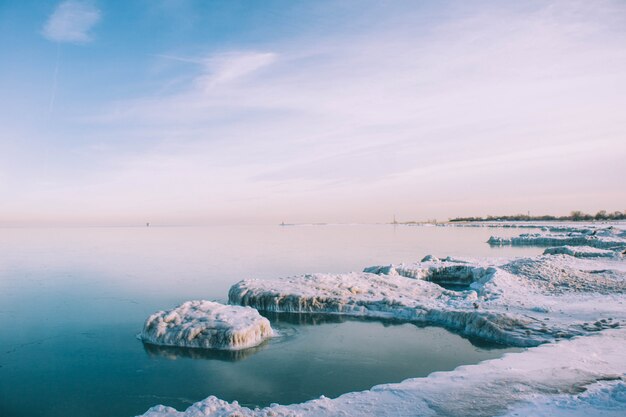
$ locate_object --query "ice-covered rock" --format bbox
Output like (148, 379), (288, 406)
(140, 300), (273, 350)
(543, 245), (619, 258)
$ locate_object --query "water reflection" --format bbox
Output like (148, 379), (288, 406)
(142, 341), (269, 362)
(262, 312), (512, 350)
(262, 311), (348, 326)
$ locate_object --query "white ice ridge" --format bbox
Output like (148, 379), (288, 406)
(140, 301), (273, 350)
(439, 221), (626, 234)
(139, 329), (626, 417)
(229, 254), (626, 347)
(488, 225), (626, 250)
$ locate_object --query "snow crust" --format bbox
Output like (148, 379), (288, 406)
(140, 300), (273, 350)
(502, 380), (626, 417)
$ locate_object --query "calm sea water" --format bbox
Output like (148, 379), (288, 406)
(0, 225), (541, 417)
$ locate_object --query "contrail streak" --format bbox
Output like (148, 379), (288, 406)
(47, 43), (61, 118)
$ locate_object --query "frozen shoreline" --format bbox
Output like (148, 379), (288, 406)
(139, 223), (626, 417)
(229, 254), (625, 347)
(140, 329), (626, 417)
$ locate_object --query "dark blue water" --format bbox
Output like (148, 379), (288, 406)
(0, 225), (537, 417)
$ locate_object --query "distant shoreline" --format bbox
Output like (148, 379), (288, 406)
(449, 210), (625, 223)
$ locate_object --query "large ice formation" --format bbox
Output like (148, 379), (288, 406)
(229, 254), (625, 347)
(140, 300), (273, 350)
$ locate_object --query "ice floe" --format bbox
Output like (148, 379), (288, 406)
(140, 300), (273, 350)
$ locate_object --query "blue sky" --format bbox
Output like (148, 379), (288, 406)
(1, 0), (625, 225)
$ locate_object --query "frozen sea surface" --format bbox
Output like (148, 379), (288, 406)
(0, 225), (535, 417)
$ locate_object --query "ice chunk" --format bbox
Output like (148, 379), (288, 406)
(487, 235), (513, 245)
(140, 300), (273, 350)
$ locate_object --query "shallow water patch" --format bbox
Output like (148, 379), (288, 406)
(139, 314), (520, 410)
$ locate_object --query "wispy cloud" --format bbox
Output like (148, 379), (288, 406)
(85, 1), (626, 221)
(200, 52), (278, 86)
(6, 0), (626, 224)
(154, 51), (278, 89)
(42, 0), (101, 43)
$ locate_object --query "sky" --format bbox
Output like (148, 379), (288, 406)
(0, 0), (625, 226)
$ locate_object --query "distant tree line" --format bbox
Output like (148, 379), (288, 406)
(449, 210), (626, 222)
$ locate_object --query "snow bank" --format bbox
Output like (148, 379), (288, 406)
(502, 380), (626, 417)
(139, 329), (626, 417)
(140, 300), (273, 350)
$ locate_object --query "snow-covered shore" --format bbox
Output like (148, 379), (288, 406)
(139, 223), (626, 417)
